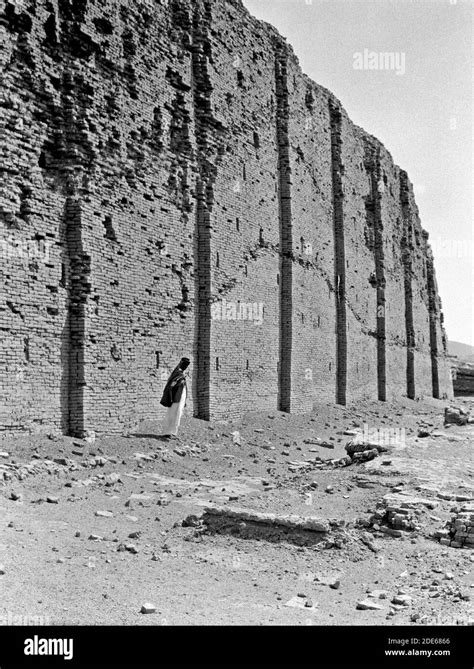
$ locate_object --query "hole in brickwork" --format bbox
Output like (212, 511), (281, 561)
(103, 215), (117, 242)
(43, 13), (58, 48)
(24, 337), (30, 361)
(236, 218), (240, 231)
(216, 252), (220, 268)
(121, 28), (137, 57)
(155, 351), (160, 368)
(305, 87), (314, 112)
(216, 357), (219, 371)
(253, 131), (260, 150)
(110, 344), (122, 361)
(318, 316), (320, 327)
(246, 360), (249, 370)
(4, 3), (32, 33)
(236, 70), (244, 87)
(93, 17), (114, 34)
(123, 62), (138, 100)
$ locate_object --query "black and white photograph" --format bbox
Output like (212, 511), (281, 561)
(0, 0), (472, 665)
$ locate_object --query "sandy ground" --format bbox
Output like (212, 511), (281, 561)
(0, 396), (473, 626)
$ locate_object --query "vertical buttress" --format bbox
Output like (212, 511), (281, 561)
(329, 101), (347, 405)
(275, 43), (293, 412)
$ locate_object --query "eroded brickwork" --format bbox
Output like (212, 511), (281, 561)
(0, 0), (453, 436)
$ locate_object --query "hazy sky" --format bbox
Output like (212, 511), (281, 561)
(243, 0), (473, 346)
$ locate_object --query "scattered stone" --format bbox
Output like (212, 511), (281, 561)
(46, 496), (59, 504)
(140, 603), (156, 614)
(319, 441), (335, 449)
(88, 534), (103, 541)
(105, 473), (121, 486)
(0, 452), (10, 458)
(95, 510), (114, 518)
(285, 596), (317, 611)
(128, 531), (140, 539)
(360, 532), (381, 553)
(392, 594), (412, 606)
(325, 485), (334, 494)
(75, 531), (81, 538)
(417, 429), (430, 438)
(10, 492), (22, 501)
(0, 565), (5, 575)
(444, 406), (469, 426)
(368, 590), (389, 600)
(182, 515), (201, 528)
(356, 599), (383, 611)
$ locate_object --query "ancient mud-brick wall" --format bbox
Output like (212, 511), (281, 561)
(0, 0), (453, 436)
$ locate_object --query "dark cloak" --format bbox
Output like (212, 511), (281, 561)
(160, 364), (187, 407)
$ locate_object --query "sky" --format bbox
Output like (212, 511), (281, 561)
(243, 0), (473, 347)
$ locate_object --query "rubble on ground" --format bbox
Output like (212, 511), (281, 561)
(444, 406), (470, 426)
(365, 493), (437, 536)
(433, 502), (474, 548)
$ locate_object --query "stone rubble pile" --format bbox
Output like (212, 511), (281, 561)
(0, 454), (116, 485)
(369, 502), (420, 536)
(433, 502), (474, 549)
(444, 406), (470, 426)
(325, 439), (392, 468)
(365, 494), (436, 537)
(0, 459), (76, 483)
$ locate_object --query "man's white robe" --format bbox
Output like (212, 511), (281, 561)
(161, 385), (187, 436)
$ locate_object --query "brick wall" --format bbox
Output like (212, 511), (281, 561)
(0, 0), (453, 436)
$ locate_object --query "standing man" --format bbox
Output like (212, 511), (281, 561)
(160, 357), (190, 438)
